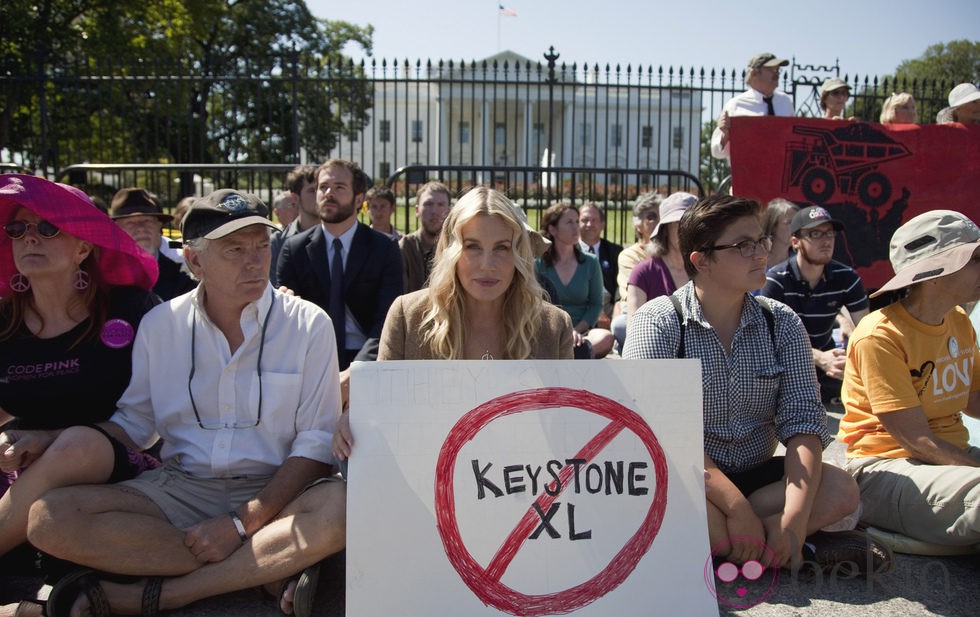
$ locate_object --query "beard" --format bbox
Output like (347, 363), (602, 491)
(317, 194), (356, 224)
(799, 241), (833, 266)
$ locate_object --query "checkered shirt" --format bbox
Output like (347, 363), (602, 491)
(623, 282), (831, 474)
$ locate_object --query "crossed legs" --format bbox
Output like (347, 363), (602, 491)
(0, 426), (115, 558)
(707, 462), (859, 560)
(27, 479), (346, 614)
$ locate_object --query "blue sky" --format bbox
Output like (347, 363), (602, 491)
(308, 0), (977, 79)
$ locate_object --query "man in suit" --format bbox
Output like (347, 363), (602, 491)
(276, 159), (403, 374)
(578, 202), (622, 320)
(269, 165), (319, 285)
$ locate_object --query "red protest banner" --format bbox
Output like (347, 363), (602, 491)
(730, 117), (980, 290)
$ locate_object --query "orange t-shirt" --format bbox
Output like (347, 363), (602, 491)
(838, 302), (979, 459)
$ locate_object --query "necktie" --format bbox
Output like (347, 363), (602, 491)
(763, 95), (775, 116)
(329, 238), (345, 354)
(588, 245), (596, 254)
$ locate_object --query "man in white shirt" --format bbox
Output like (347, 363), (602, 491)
(711, 52), (794, 160)
(30, 189), (346, 617)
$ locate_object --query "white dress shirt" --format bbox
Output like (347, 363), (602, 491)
(710, 88), (794, 159)
(111, 285), (341, 478)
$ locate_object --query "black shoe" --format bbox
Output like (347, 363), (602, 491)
(802, 530), (894, 577)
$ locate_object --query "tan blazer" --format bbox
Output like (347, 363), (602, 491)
(379, 289), (575, 360)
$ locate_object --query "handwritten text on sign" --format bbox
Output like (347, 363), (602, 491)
(347, 360), (716, 616)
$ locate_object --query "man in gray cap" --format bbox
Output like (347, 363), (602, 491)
(110, 187), (197, 300)
(711, 52), (794, 160)
(30, 188), (346, 617)
(761, 205), (869, 405)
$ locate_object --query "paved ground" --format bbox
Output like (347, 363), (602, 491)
(3, 407), (979, 616)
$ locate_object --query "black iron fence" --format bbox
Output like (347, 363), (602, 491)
(385, 164), (703, 243)
(0, 48), (956, 209)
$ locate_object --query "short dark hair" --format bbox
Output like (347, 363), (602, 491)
(315, 159), (371, 196)
(679, 195), (763, 278)
(285, 165), (317, 195)
(366, 186), (395, 206)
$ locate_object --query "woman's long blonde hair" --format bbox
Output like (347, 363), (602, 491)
(421, 187), (547, 359)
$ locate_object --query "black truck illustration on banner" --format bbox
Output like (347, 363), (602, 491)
(782, 124), (912, 207)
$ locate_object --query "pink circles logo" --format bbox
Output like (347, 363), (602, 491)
(703, 536), (780, 609)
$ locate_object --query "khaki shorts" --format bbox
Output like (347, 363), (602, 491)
(846, 446), (980, 546)
(119, 460), (271, 530)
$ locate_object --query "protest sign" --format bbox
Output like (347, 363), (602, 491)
(347, 360), (715, 616)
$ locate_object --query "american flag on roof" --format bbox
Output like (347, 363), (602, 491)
(498, 4), (518, 16)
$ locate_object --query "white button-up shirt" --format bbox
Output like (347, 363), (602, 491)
(111, 285), (340, 478)
(710, 87), (794, 159)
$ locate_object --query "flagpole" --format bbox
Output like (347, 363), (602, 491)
(497, 6), (501, 53)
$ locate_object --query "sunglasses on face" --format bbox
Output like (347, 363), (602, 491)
(4, 220), (62, 240)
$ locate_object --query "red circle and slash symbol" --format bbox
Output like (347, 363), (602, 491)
(434, 387), (668, 615)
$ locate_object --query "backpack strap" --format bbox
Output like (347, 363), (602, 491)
(669, 294), (686, 359)
(670, 294), (774, 359)
(754, 295), (776, 352)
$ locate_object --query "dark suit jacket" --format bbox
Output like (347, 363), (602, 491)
(276, 222), (403, 362)
(597, 238), (623, 301)
(153, 253), (197, 301)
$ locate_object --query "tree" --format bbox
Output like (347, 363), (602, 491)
(699, 120), (729, 194)
(847, 39), (977, 123)
(0, 0), (374, 170)
(894, 40), (979, 84)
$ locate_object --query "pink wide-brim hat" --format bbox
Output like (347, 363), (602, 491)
(0, 174), (158, 295)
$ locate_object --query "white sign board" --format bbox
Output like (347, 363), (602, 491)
(348, 360), (715, 616)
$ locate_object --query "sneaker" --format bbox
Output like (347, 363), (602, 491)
(802, 530), (894, 577)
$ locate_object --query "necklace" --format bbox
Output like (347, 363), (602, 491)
(481, 349), (494, 360)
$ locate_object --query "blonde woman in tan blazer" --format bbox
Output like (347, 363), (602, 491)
(332, 187), (574, 460)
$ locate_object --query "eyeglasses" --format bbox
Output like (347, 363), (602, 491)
(641, 212), (660, 222)
(4, 220), (61, 240)
(801, 229), (837, 240)
(704, 236), (772, 258)
(188, 297), (275, 430)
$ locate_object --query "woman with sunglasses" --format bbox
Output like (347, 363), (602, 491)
(0, 175), (159, 603)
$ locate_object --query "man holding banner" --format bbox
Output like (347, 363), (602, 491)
(710, 52), (794, 160)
